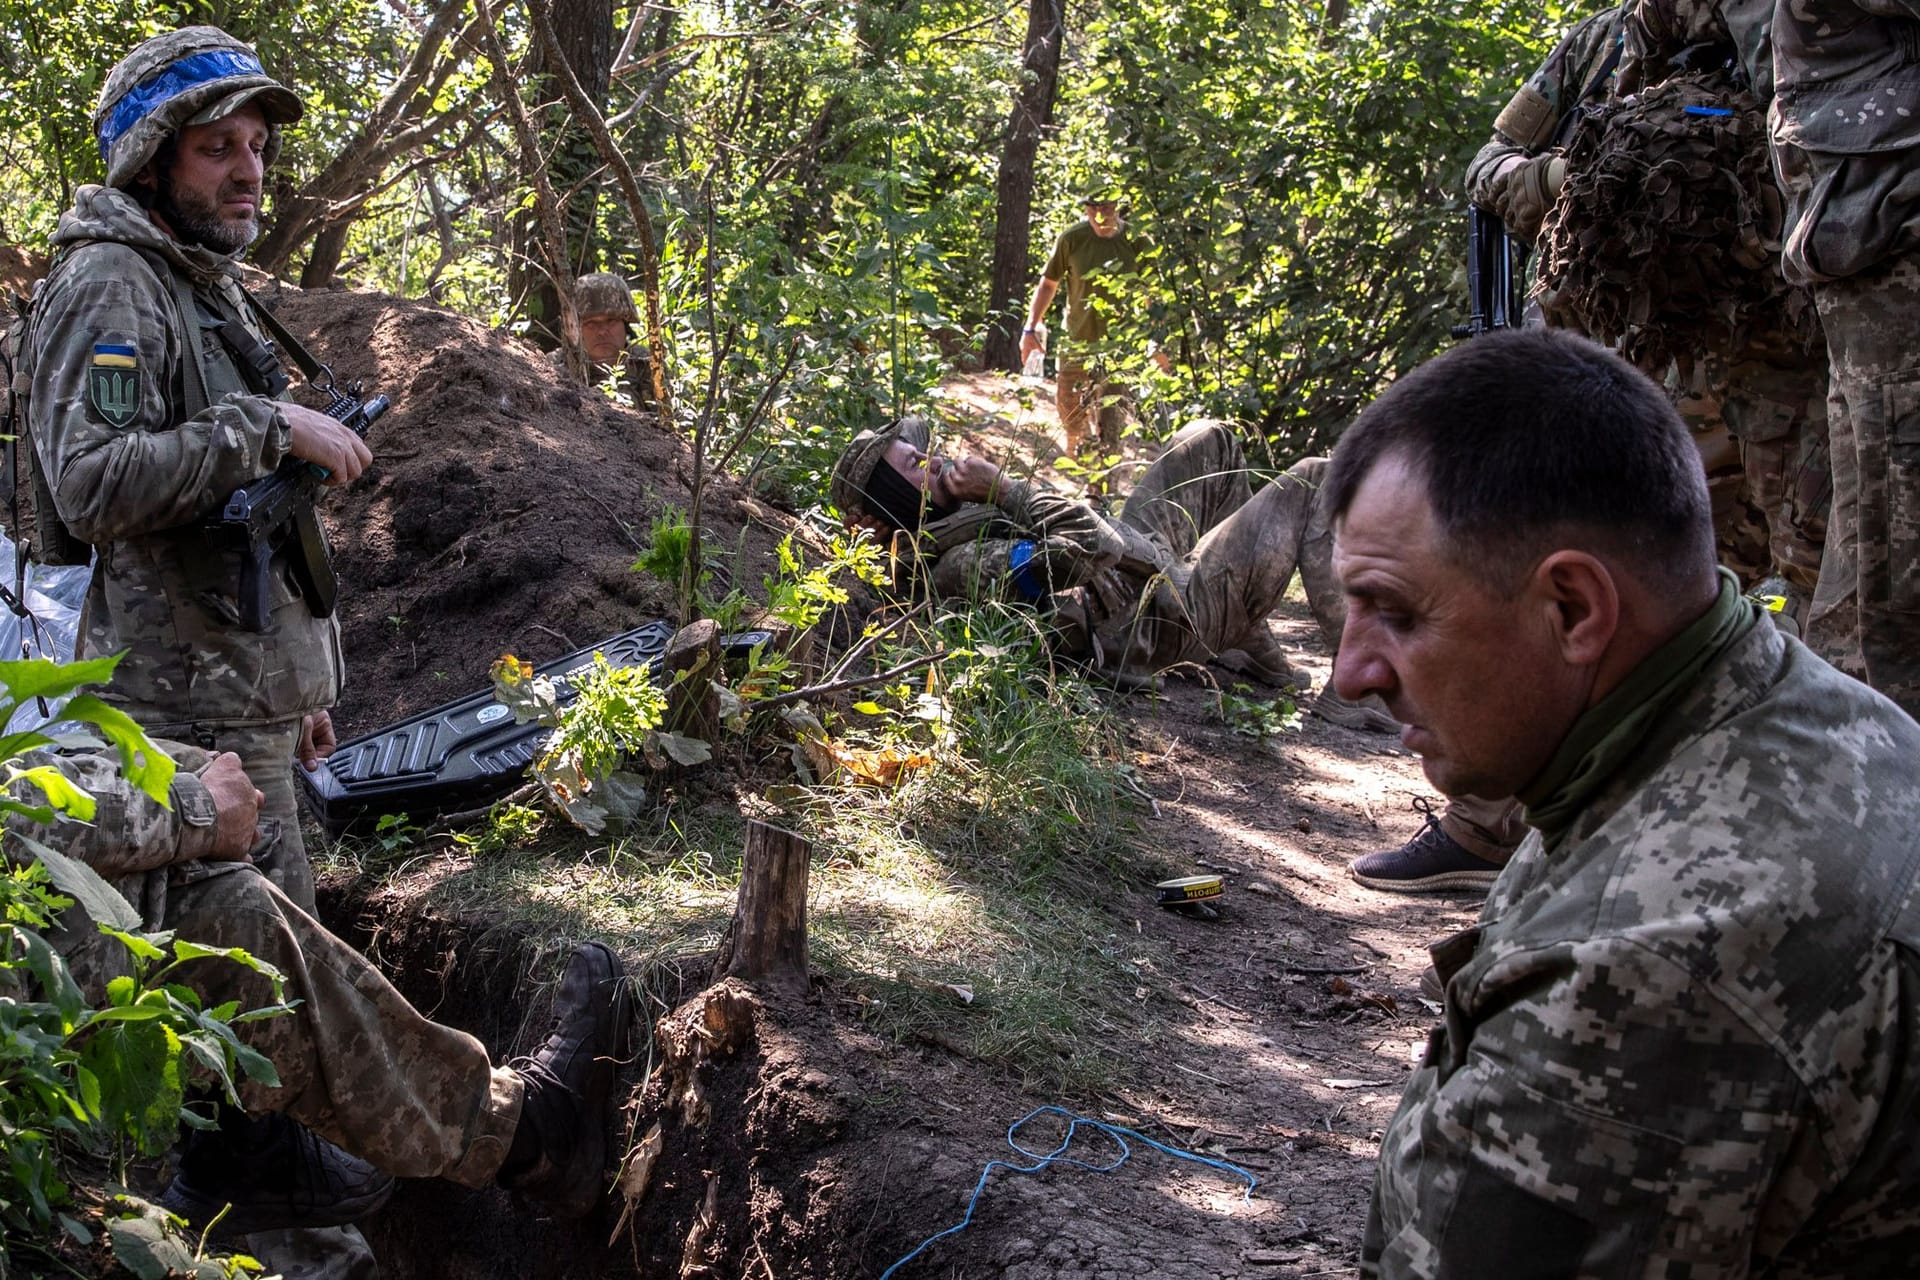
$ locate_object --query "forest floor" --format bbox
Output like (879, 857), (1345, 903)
(273, 299), (1485, 1280)
(7, 275), (1484, 1278)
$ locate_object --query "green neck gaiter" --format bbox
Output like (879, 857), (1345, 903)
(1518, 570), (1758, 849)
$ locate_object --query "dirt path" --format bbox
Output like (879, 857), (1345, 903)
(858, 599), (1478, 1279)
(840, 378), (1479, 1278)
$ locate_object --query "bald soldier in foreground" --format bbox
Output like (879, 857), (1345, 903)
(1336, 329), (1920, 1276)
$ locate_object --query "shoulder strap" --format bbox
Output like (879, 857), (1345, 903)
(136, 249), (212, 420)
(234, 287), (328, 385)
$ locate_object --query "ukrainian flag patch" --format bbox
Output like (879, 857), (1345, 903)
(89, 337), (140, 427)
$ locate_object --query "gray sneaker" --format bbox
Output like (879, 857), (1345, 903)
(1350, 799), (1501, 894)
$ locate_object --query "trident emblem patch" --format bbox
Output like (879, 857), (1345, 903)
(89, 340), (139, 427)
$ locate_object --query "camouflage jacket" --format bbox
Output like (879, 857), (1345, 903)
(27, 185), (341, 731)
(1364, 620), (1920, 1277)
(1617, 0), (1775, 99)
(911, 478), (1170, 671)
(1, 744), (222, 991)
(1770, 3), (1920, 283)
(1466, 2), (1630, 241)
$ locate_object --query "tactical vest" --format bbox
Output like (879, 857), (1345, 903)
(21, 243), (340, 728)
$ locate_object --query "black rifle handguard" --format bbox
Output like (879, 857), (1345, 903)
(213, 391), (389, 631)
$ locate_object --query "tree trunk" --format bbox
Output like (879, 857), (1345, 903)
(508, 0), (615, 350)
(299, 218), (355, 289)
(712, 822), (812, 989)
(982, 0), (1065, 373)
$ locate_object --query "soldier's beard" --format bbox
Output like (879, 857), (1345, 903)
(155, 176), (260, 256)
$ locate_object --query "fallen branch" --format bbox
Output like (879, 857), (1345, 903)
(752, 652), (945, 712)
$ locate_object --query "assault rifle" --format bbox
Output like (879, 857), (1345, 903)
(210, 375), (389, 632)
(1451, 204), (1530, 339)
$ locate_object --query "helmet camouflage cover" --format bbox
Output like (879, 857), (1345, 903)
(829, 417), (933, 520)
(575, 272), (639, 323)
(94, 26), (303, 189)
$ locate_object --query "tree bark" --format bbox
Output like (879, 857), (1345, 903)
(509, 0), (615, 350)
(299, 218), (355, 289)
(712, 822), (812, 989)
(982, 0), (1065, 372)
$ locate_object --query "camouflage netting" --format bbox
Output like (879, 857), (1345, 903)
(1537, 71), (1817, 372)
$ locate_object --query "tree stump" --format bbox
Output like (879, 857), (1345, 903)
(662, 618), (720, 739)
(712, 821), (812, 988)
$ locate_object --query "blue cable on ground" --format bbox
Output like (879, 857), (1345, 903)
(877, 1105), (1260, 1279)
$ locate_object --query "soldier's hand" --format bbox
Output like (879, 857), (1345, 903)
(1020, 330), (1044, 363)
(298, 711), (338, 770)
(942, 455), (1004, 505)
(284, 403), (373, 486)
(201, 752), (264, 862)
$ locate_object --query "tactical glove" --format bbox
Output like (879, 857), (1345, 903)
(1502, 153), (1569, 242)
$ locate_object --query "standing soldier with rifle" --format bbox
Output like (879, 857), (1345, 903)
(21, 26), (372, 916)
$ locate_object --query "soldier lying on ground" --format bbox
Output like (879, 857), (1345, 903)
(12, 744), (630, 1237)
(829, 416), (1394, 729)
(1339, 329), (1920, 1276)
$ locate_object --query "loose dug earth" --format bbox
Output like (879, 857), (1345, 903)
(298, 344), (1475, 1277)
(265, 281), (796, 736)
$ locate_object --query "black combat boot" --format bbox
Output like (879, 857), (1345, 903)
(159, 1109), (395, 1237)
(496, 941), (631, 1218)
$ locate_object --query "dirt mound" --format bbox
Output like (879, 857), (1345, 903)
(0, 242), (45, 297)
(267, 285), (794, 736)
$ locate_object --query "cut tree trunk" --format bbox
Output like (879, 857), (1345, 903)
(712, 821), (812, 989)
(982, 0), (1065, 372)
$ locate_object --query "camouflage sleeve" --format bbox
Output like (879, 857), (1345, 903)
(1366, 933), (1819, 1276)
(1467, 5), (1628, 232)
(927, 534), (1111, 603)
(29, 244), (294, 545)
(1617, 0), (1730, 95)
(995, 478), (1131, 565)
(2, 745), (219, 880)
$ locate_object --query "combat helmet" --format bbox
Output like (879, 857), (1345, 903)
(575, 272), (639, 323)
(94, 27), (303, 189)
(829, 417), (933, 521)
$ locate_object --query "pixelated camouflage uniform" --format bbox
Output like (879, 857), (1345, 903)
(6, 746), (520, 1190)
(832, 418), (1340, 682)
(1768, 2), (1920, 717)
(26, 185), (341, 911)
(1364, 606), (1920, 1277)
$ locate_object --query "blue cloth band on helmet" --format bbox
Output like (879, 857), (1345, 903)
(1008, 540), (1047, 601)
(98, 49), (267, 159)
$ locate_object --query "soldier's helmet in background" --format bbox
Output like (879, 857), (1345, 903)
(94, 26), (303, 189)
(575, 273), (640, 324)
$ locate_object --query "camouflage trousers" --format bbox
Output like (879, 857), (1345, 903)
(1671, 356), (1830, 593)
(1096, 420), (1340, 675)
(150, 718), (315, 913)
(1439, 793), (1528, 867)
(1055, 355), (1136, 456)
(71, 862), (522, 1187)
(1806, 253), (1920, 716)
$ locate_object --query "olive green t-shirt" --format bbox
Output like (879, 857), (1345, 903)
(1043, 220), (1146, 343)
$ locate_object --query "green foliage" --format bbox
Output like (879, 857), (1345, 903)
(490, 651), (672, 834)
(763, 529), (888, 633)
(1211, 682), (1302, 741)
(0, 661), (290, 1274)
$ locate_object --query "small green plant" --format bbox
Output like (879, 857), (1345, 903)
(1212, 682), (1301, 741)
(0, 655), (289, 1275)
(491, 651), (698, 833)
(370, 812), (420, 857)
(452, 801), (546, 857)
